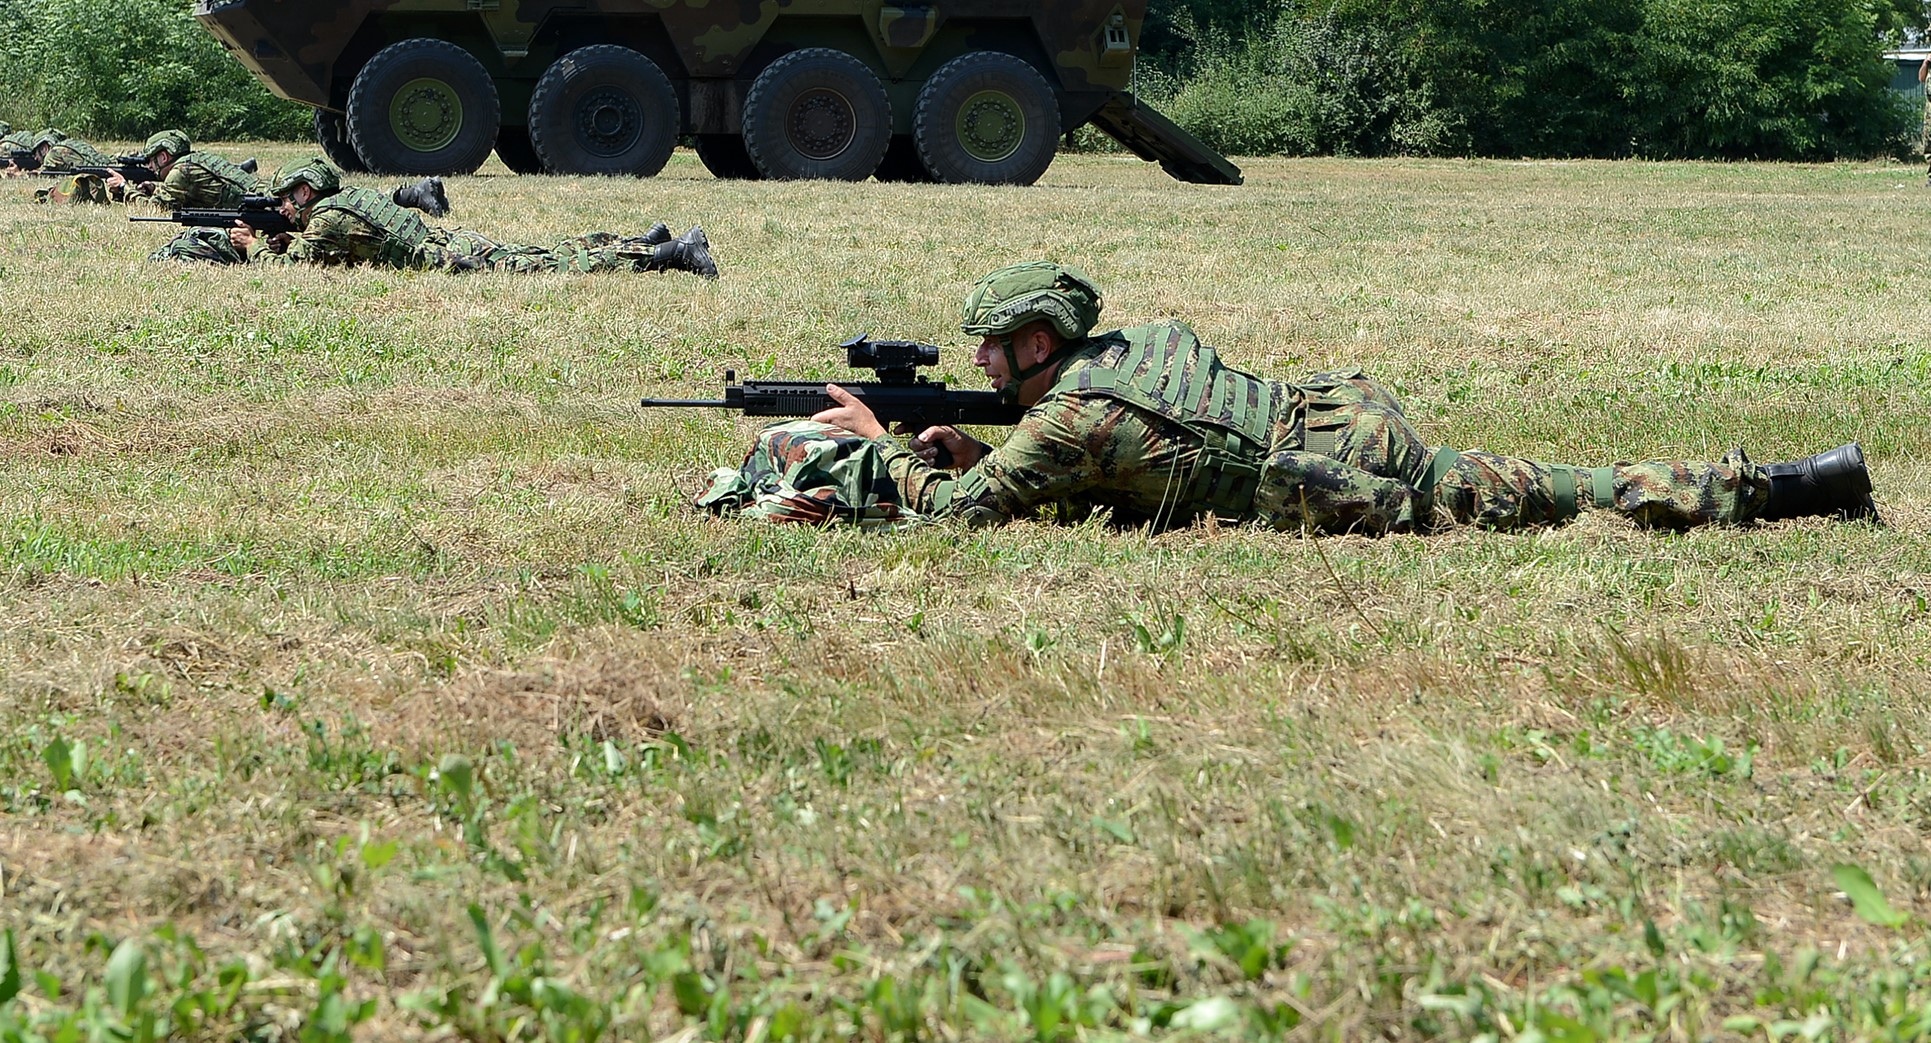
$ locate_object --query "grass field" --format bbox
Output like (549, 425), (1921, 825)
(2, 145), (1931, 1041)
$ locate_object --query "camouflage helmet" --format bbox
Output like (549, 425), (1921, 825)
(141, 129), (192, 160)
(960, 262), (1103, 341)
(31, 128), (67, 150)
(269, 155), (342, 196)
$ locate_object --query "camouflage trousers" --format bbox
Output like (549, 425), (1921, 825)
(695, 421), (922, 530)
(33, 173), (112, 205)
(1251, 375), (1770, 534)
(413, 230), (660, 273)
(148, 228), (245, 264)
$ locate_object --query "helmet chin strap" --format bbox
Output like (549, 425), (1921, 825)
(997, 333), (1072, 404)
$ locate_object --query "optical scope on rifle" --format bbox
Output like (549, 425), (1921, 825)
(640, 334), (1026, 466)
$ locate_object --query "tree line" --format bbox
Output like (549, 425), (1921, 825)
(1140, 0), (1927, 159)
(0, 0), (1923, 159)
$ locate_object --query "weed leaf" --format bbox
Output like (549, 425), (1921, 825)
(0, 929), (19, 1005)
(104, 938), (148, 1018)
(1832, 863), (1908, 927)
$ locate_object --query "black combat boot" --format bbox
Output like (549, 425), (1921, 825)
(643, 225), (718, 278)
(392, 176), (449, 217)
(640, 221), (671, 246)
(239, 157), (259, 174)
(1758, 442), (1879, 522)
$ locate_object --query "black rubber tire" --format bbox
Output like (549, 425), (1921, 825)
(527, 45), (678, 177)
(693, 134), (764, 180)
(742, 48), (891, 181)
(494, 125), (546, 174)
(346, 38), (500, 176)
(873, 134), (934, 182)
(313, 108), (370, 174)
(914, 52), (1060, 185)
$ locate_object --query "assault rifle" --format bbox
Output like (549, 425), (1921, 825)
(5, 148), (37, 171)
(127, 195), (294, 236)
(35, 155), (160, 183)
(641, 334), (1025, 465)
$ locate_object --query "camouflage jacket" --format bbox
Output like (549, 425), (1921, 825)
(875, 322), (1343, 528)
(41, 139), (111, 168)
(135, 151), (263, 211)
(250, 186), (432, 268)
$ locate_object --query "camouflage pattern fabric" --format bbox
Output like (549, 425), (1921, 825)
(31, 138), (116, 203)
(34, 173), (111, 205)
(248, 196), (668, 273)
(148, 228), (246, 265)
(695, 420), (924, 530)
(40, 139), (111, 167)
(413, 229), (667, 273)
(703, 322), (1772, 534)
(128, 151), (264, 212)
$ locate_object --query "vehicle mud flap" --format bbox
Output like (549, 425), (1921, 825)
(1086, 93), (1242, 186)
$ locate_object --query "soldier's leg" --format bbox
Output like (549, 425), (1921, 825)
(1291, 388), (1783, 531)
(1251, 394), (1437, 534)
(146, 228), (245, 265)
(416, 229), (560, 273)
(552, 232), (626, 273)
(1431, 451), (1770, 529)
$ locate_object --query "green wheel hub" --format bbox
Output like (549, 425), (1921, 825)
(390, 77), (463, 153)
(956, 89), (1024, 163)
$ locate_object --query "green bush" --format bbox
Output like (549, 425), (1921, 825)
(1145, 0), (1916, 160)
(0, 0), (306, 140)
(1152, 15), (1467, 157)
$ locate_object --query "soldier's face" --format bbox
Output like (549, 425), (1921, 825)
(973, 324), (1061, 405)
(973, 336), (1014, 387)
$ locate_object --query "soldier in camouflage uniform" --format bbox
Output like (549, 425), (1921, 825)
(3, 129), (63, 175)
(195, 156), (717, 276)
(28, 130), (118, 203)
(115, 130), (262, 211)
(699, 262), (1878, 532)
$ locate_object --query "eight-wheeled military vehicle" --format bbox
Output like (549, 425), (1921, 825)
(192, 0), (1240, 185)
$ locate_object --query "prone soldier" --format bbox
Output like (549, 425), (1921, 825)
(115, 130), (262, 211)
(699, 263), (1878, 531)
(154, 156), (715, 277)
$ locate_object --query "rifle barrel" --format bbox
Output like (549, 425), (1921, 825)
(639, 398), (734, 408)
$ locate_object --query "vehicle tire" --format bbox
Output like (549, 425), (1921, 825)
(494, 125), (546, 174)
(527, 45), (678, 177)
(742, 48), (891, 181)
(346, 38), (500, 176)
(694, 134), (764, 180)
(872, 134), (934, 182)
(313, 108), (370, 174)
(914, 52), (1059, 185)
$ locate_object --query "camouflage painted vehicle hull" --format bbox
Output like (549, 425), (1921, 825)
(194, 0), (1240, 185)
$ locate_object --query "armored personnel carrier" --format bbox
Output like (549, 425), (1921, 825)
(193, 0), (1240, 185)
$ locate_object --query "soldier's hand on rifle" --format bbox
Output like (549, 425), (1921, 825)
(812, 384), (887, 440)
(104, 171), (124, 191)
(908, 426), (984, 470)
(227, 222), (256, 252)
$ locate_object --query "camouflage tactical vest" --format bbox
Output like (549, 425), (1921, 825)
(1049, 322), (1285, 518)
(177, 151), (261, 207)
(310, 186), (430, 267)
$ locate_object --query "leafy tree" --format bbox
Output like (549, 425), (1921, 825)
(0, 0), (305, 139)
